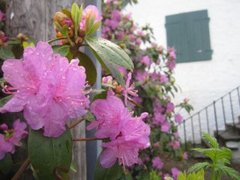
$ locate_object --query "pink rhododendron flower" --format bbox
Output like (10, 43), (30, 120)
(152, 157), (164, 170)
(166, 48), (176, 71)
(0, 119), (27, 160)
(0, 135), (13, 160)
(169, 140), (180, 150)
(161, 121), (170, 133)
(123, 72), (138, 106)
(166, 102), (174, 113)
(0, 42), (89, 137)
(135, 70), (148, 82)
(116, 31), (124, 40)
(117, 66), (127, 76)
(141, 55), (151, 66)
(111, 10), (121, 22)
(88, 91), (150, 167)
(80, 5), (102, 30)
(175, 113), (183, 124)
(153, 112), (165, 125)
(171, 167), (180, 179)
(102, 75), (113, 84)
(183, 152), (188, 160)
(160, 74), (169, 84)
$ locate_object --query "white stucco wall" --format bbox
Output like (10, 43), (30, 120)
(127, 0), (240, 118)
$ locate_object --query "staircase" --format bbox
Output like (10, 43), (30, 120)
(179, 85), (240, 163)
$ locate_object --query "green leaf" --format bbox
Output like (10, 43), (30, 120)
(23, 41), (35, 48)
(28, 129), (72, 180)
(217, 165), (240, 180)
(87, 21), (101, 36)
(71, 3), (82, 38)
(94, 160), (124, 180)
(188, 162), (210, 173)
(0, 47), (15, 60)
(202, 133), (219, 148)
(90, 47), (125, 85)
(76, 52), (97, 85)
(85, 37), (134, 70)
(52, 45), (70, 57)
(0, 154), (13, 174)
(0, 95), (12, 107)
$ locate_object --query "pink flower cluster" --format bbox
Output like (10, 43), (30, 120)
(0, 119), (27, 160)
(152, 157), (164, 170)
(87, 91), (150, 168)
(0, 42), (89, 137)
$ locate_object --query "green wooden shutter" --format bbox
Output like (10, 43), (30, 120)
(165, 10), (212, 63)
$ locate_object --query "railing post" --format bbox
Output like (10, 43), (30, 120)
(229, 92), (235, 125)
(198, 112), (202, 138)
(237, 87), (240, 109)
(221, 97), (227, 125)
(190, 116), (195, 146)
(205, 107), (210, 134)
(213, 101), (219, 135)
(183, 121), (187, 150)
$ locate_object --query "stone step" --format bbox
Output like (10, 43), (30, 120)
(216, 130), (240, 142)
(191, 150), (208, 160)
(225, 123), (240, 133)
(225, 141), (239, 150)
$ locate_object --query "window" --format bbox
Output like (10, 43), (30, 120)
(165, 10), (212, 63)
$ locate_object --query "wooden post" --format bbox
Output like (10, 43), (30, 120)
(5, 1), (91, 180)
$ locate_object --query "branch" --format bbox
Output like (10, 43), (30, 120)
(48, 37), (67, 44)
(68, 118), (85, 129)
(11, 157), (31, 180)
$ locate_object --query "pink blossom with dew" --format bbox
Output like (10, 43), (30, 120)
(0, 10), (5, 21)
(80, 5), (102, 30)
(152, 157), (164, 170)
(123, 72), (138, 106)
(88, 91), (150, 167)
(141, 55), (151, 66)
(160, 74), (169, 84)
(161, 121), (170, 133)
(100, 113), (150, 167)
(183, 152), (188, 160)
(87, 91), (130, 139)
(171, 167), (180, 179)
(166, 102), (174, 113)
(169, 140), (180, 150)
(0, 42), (89, 137)
(175, 113), (183, 124)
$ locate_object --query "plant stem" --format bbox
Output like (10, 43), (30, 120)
(72, 137), (108, 142)
(69, 118), (85, 129)
(12, 157), (31, 180)
(48, 37), (67, 44)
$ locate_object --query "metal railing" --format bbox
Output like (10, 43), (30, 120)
(179, 85), (240, 149)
